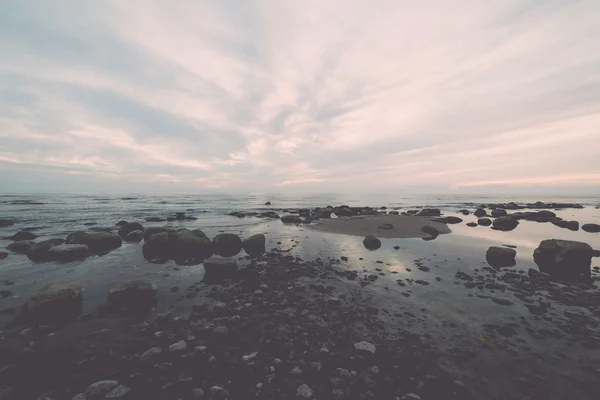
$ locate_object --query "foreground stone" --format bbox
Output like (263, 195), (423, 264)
(21, 283), (83, 324)
(281, 215), (302, 224)
(486, 246), (516, 267)
(67, 232), (123, 253)
(551, 219), (579, 231)
(86, 380), (120, 397)
(212, 233), (242, 257)
(492, 217), (519, 231)
(363, 235), (381, 250)
(45, 244), (90, 262)
(107, 280), (157, 309)
(533, 239), (596, 281)
(171, 230), (213, 264)
(421, 226), (439, 241)
(242, 233), (266, 256)
(582, 223), (600, 233)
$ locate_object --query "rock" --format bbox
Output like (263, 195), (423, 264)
(8, 231), (37, 241)
(27, 240), (57, 261)
(265, 201), (271, 205)
(169, 340), (188, 353)
(402, 394), (422, 400)
(492, 217), (519, 231)
(67, 232), (123, 253)
(0, 251), (7, 259)
(491, 208), (507, 217)
(533, 239), (595, 281)
(6, 240), (34, 254)
(115, 220), (128, 226)
(466, 222), (477, 227)
(140, 347), (162, 362)
(21, 283), (83, 324)
(537, 210), (556, 218)
(459, 209), (470, 215)
(124, 230), (144, 242)
(0, 218), (16, 227)
(242, 234), (266, 256)
(143, 227), (171, 242)
(145, 216), (165, 222)
(212, 233), (242, 257)
(203, 257), (238, 279)
(551, 219), (579, 231)
(333, 206), (355, 217)
(421, 226), (439, 241)
(281, 215), (302, 224)
(213, 326), (228, 336)
(582, 223), (600, 233)
(142, 232), (173, 262)
(45, 244), (90, 261)
(417, 208), (441, 217)
(354, 341), (376, 353)
(485, 246), (517, 268)
(190, 388), (204, 399)
(108, 280), (157, 309)
(297, 384), (313, 398)
(491, 298), (514, 306)
(87, 380), (119, 397)
(363, 236), (381, 250)
(443, 216), (463, 224)
(477, 218), (492, 227)
(106, 385), (131, 399)
(474, 208), (487, 217)
(72, 393), (87, 400)
(117, 222), (145, 238)
(171, 231), (213, 264)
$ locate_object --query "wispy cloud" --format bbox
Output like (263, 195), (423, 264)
(1, 0), (599, 193)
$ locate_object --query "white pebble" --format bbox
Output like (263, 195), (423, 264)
(297, 384), (313, 398)
(86, 380), (119, 396)
(353, 341), (376, 354)
(106, 384), (131, 398)
(243, 351), (258, 361)
(169, 340), (188, 353)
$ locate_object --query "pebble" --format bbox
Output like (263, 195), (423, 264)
(254, 290), (264, 295)
(72, 394), (86, 400)
(290, 366), (303, 375)
(169, 340), (188, 353)
(195, 345), (207, 353)
(190, 388), (204, 399)
(354, 341), (376, 353)
(86, 380), (119, 397)
(369, 365), (380, 375)
(297, 384), (313, 398)
(402, 394), (422, 400)
(140, 347), (162, 361)
(228, 315), (241, 325)
(243, 351), (258, 361)
(105, 384), (131, 398)
(213, 326), (228, 336)
(260, 284), (268, 289)
(332, 388), (344, 398)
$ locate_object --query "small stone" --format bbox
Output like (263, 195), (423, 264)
(213, 326), (228, 336)
(290, 366), (303, 375)
(140, 347), (162, 361)
(337, 368), (351, 378)
(354, 341), (376, 353)
(169, 340), (188, 353)
(320, 347), (329, 353)
(72, 394), (87, 400)
(86, 380), (119, 397)
(369, 365), (380, 375)
(254, 290), (264, 295)
(332, 388), (344, 398)
(106, 385), (131, 398)
(243, 352), (258, 361)
(190, 388), (204, 399)
(228, 315), (241, 325)
(297, 384), (313, 398)
(402, 394), (422, 400)
(259, 284), (268, 289)
(210, 386), (225, 395)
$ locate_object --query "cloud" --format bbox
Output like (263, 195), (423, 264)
(1, 0), (599, 193)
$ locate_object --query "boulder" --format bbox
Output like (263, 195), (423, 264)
(142, 232), (173, 262)
(443, 216), (463, 224)
(281, 215), (302, 224)
(478, 218), (492, 226)
(466, 222), (477, 227)
(421, 226), (439, 241)
(45, 244), (90, 262)
(459, 209), (470, 215)
(491, 209), (507, 218)
(582, 223), (600, 233)
(203, 257), (238, 279)
(533, 239), (596, 281)
(143, 227), (171, 242)
(21, 283), (83, 324)
(7, 240), (35, 254)
(334, 205), (355, 217)
(108, 280), (157, 309)
(8, 231), (37, 241)
(485, 246), (517, 267)
(388, 210), (399, 215)
(492, 217), (519, 231)
(417, 208), (441, 217)
(264, 201), (271, 205)
(124, 230), (144, 242)
(551, 219), (579, 231)
(474, 208), (487, 217)
(117, 222), (145, 238)
(212, 233), (242, 257)
(242, 234), (266, 256)
(68, 232), (122, 253)
(115, 220), (128, 226)
(27, 240), (57, 262)
(0, 218), (16, 227)
(363, 235), (381, 250)
(172, 231), (213, 264)
(537, 210), (556, 218)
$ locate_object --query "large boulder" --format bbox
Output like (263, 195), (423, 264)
(45, 244), (90, 262)
(203, 257), (238, 282)
(421, 226), (440, 241)
(21, 283), (83, 324)
(142, 232), (173, 262)
(171, 231), (213, 264)
(363, 235), (381, 250)
(474, 208), (487, 217)
(212, 233), (242, 257)
(117, 222), (145, 238)
(281, 215), (302, 224)
(7, 240), (34, 254)
(242, 234), (266, 256)
(582, 223), (600, 233)
(108, 280), (157, 309)
(124, 230), (144, 242)
(67, 232), (122, 253)
(478, 218), (492, 226)
(491, 209), (507, 218)
(533, 239), (596, 281)
(8, 231), (37, 241)
(486, 246), (517, 267)
(492, 217), (519, 231)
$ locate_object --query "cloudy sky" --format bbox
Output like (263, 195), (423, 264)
(1, 0), (599, 194)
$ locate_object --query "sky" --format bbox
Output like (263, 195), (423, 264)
(1, 0), (600, 195)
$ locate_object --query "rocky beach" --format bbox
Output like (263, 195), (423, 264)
(1, 194), (600, 400)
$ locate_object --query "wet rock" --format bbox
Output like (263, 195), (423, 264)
(421, 226), (439, 241)
(363, 235), (381, 250)
(486, 246), (517, 267)
(265, 201), (271, 205)
(21, 283), (83, 325)
(7, 231), (37, 241)
(143, 227), (171, 242)
(6, 240), (34, 254)
(551, 220), (579, 231)
(124, 230), (144, 242)
(26, 240), (56, 261)
(491, 298), (514, 306)
(297, 384), (313, 398)
(354, 341), (376, 353)
(333, 205), (355, 217)
(108, 280), (157, 309)
(0, 218), (16, 227)
(45, 244), (90, 261)
(172, 231), (213, 264)
(140, 347), (162, 362)
(116, 220), (128, 226)
(491, 209), (507, 217)
(417, 208), (441, 217)
(0, 251), (7, 259)
(203, 257), (238, 279)
(117, 222), (145, 238)
(68, 232), (123, 253)
(474, 208), (487, 217)
(281, 215), (302, 224)
(492, 217), (519, 231)
(533, 239), (595, 281)
(142, 232), (173, 262)
(242, 233), (266, 256)
(459, 209), (470, 215)
(443, 216), (463, 224)
(145, 216), (165, 222)
(212, 233), (242, 257)
(582, 223), (600, 233)
(466, 222), (478, 227)
(87, 380), (119, 397)
(478, 218), (492, 226)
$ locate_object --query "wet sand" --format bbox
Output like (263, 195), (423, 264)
(308, 215), (452, 238)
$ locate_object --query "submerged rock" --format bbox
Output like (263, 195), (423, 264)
(442, 216), (463, 224)
(0, 218), (16, 227)
(533, 239), (596, 281)
(21, 283), (83, 324)
(0, 251), (7, 259)
(466, 222), (477, 227)
(486, 246), (517, 267)
(27, 240), (56, 261)
(108, 280), (157, 309)
(7, 231), (37, 241)
(363, 235), (381, 250)
(117, 222), (145, 238)
(212, 233), (242, 257)
(242, 233), (266, 256)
